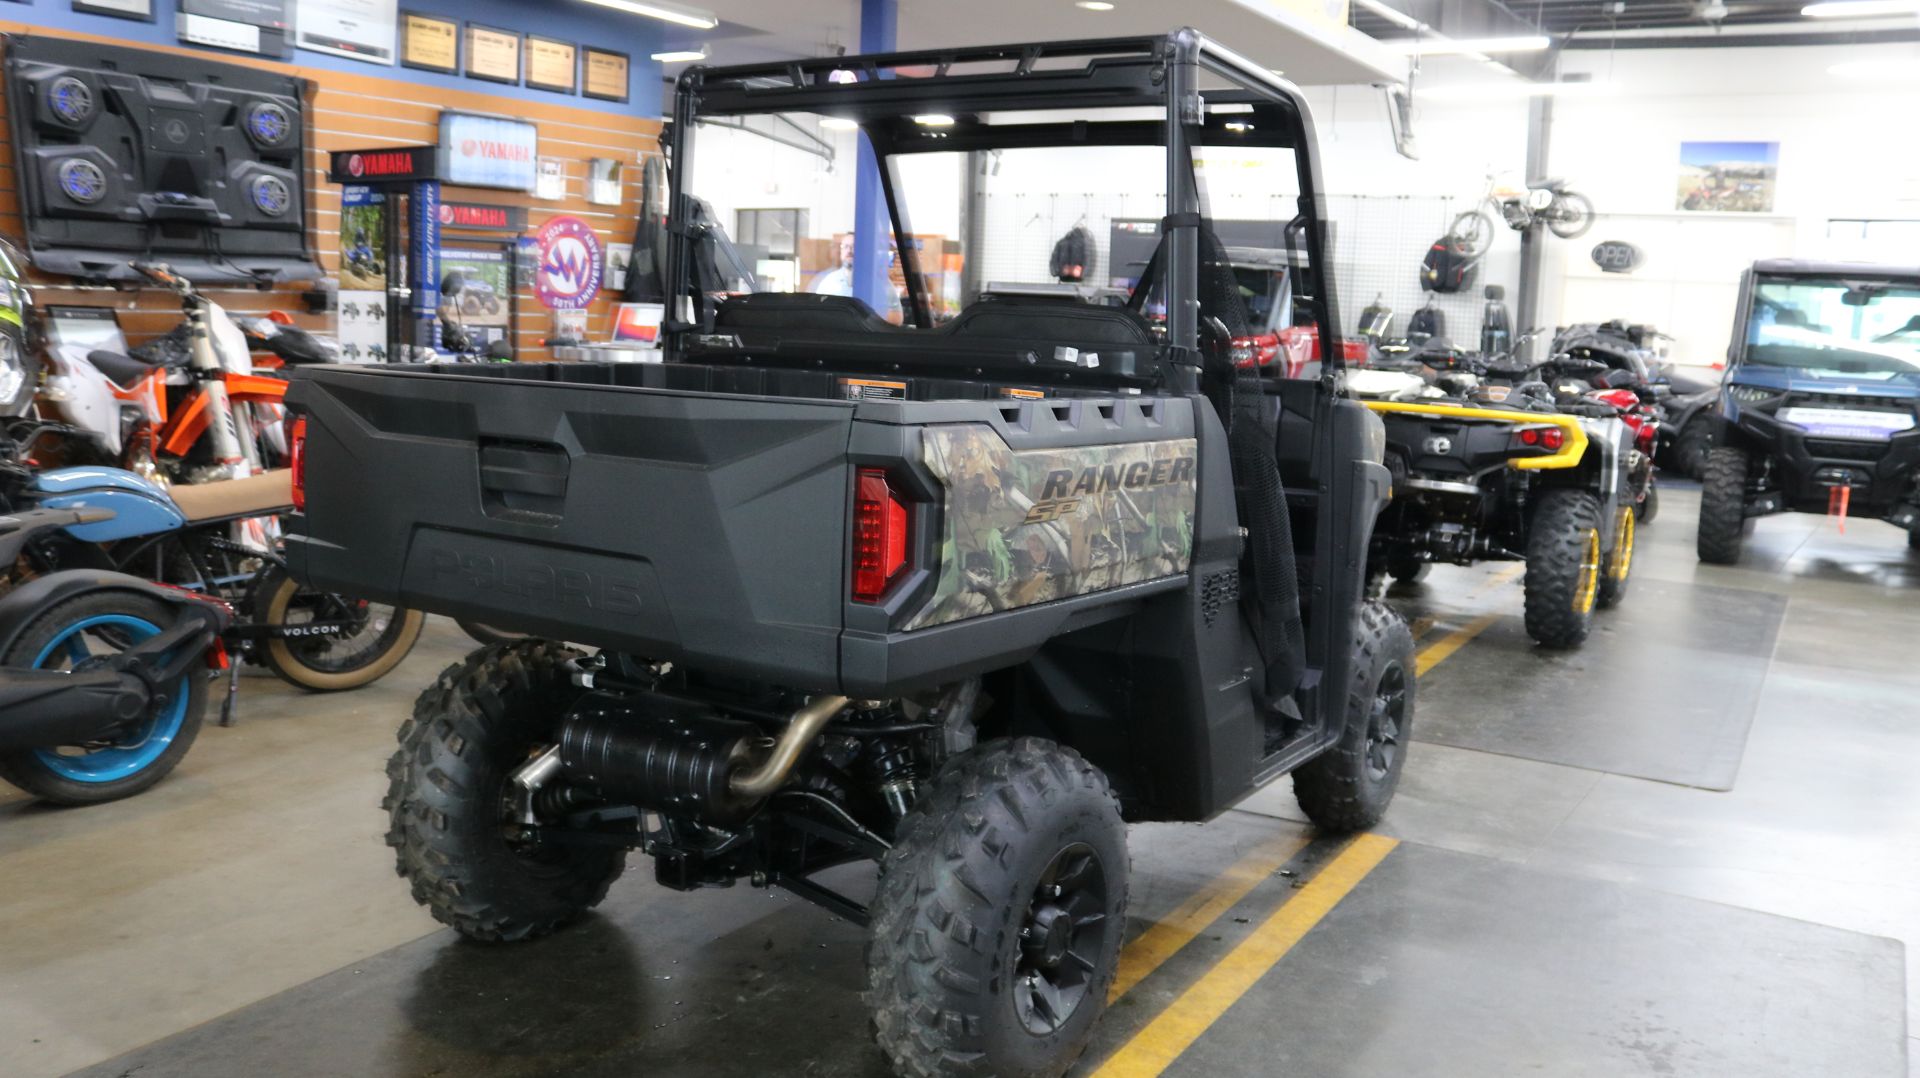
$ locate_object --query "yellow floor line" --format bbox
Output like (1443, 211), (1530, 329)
(1109, 833), (1313, 1002)
(1414, 612), (1501, 677)
(1089, 834), (1400, 1078)
(1093, 562), (1510, 1055)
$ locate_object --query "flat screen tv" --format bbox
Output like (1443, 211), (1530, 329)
(5, 34), (321, 285)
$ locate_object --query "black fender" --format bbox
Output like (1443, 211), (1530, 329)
(0, 507), (113, 569)
(1659, 389), (1719, 444)
(0, 570), (231, 658)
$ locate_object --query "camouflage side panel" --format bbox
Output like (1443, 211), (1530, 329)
(904, 423), (1197, 631)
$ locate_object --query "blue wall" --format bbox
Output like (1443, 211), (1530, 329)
(1, 0), (663, 117)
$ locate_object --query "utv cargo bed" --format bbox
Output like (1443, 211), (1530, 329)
(284, 362), (1209, 697)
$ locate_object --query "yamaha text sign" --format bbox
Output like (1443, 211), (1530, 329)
(439, 201), (527, 232)
(327, 145), (437, 185)
(438, 112), (539, 193)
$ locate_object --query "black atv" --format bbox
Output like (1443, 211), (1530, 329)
(1550, 319), (1721, 479)
(1351, 342), (1640, 648)
(285, 31), (1412, 1078)
(1697, 260), (1920, 563)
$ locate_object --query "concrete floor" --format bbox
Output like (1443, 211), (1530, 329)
(3, 484), (1915, 1077)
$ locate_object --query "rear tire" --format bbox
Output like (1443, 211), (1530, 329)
(1696, 445), (1751, 565)
(1908, 529), (1920, 552)
(1667, 419), (1712, 479)
(254, 568), (425, 691)
(867, 738), (1127, 1078)
(1523, 489), (1604, 649)
(383, 641), (625, 942)
(1292, 599), (1415, 831)
(0, 591), (207, 806)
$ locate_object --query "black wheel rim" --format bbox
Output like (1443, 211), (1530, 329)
(278, 587), (407, 673)
(1013, 842), (1110, 1036)
(1364, 663), (1409, 781)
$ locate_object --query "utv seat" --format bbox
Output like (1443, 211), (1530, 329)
(714, 293), (904, 347)
(941, 295), (1154, 346)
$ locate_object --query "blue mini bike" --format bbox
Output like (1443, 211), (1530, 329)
(0, 509), (230, 805)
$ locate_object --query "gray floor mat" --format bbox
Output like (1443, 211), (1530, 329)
(1412, 579), (1786, 790)
(1169, 843), (1908, 1077)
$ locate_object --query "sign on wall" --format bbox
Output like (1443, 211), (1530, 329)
(534, 215), (603, 310)
(1678, 141), (1779, 214)
(439, 112), (538, 192)
(465, 23), (521, 85)
(1590, 240), (1643, 275)
(328, 144), (437, 184)
(438, 200), (526, 232)
(296, 0), (399, 65)
(72, 0), (155, 20)
(582, 47), (629, 103)
(339, 184), (386, 289)
(400, 11), (458, 73)
(526, 36), (577, 94)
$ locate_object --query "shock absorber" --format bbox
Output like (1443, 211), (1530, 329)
(866, 739), (919, 820)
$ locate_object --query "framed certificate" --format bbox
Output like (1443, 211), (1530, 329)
(526, 36), (577, 94)
(297, 0), (398, 64)
(464, 23), (521, 85)
(72, 0), (156, 20)
(399, 10), (457, 73)
(582, 47), (629, 104)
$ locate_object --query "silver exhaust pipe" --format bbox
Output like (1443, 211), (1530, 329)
(729, 694), (850, 800)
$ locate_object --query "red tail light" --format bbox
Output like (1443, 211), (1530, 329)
(1516, 426), (1566, 451)
(853, 467), (910, 603)
(289, 415), (308, 510)
(1230, 333), (1282, 369)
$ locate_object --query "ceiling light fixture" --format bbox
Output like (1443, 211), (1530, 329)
(1802, 0), (1920, 14)
(580, 0), (719, 30)
(912, 114), (956, 126)
(1385, 34), (1552, 54)
(1076, 1), (1117, 10)
(650, 50), (708, 63)
(820, 117), (860, 130)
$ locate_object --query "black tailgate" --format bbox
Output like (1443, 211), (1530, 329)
(284, 366), (856, 687)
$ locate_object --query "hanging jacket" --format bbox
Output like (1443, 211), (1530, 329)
(1048, 225), (1094, 282)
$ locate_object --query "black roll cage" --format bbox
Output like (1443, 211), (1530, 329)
(665, 27), (1349, 385)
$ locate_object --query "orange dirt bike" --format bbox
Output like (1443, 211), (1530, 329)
(36, 263), (301, 485)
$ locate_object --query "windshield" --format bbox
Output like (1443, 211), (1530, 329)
(1743, 276), (1920, 380)
(679, 105), (1314, 342)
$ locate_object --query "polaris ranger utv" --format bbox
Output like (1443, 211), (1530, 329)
(1697, 260), (1920, 563)
(286, 31), (1411, 1078)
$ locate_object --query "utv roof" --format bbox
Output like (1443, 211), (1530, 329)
(678, 28), (1309, 146)
(1752, 259), (1920, 281)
